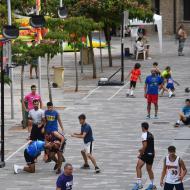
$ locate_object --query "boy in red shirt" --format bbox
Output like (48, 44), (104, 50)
(126, 63), (141, 97)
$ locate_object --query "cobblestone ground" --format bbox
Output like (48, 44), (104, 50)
(0, 35), (190, 190)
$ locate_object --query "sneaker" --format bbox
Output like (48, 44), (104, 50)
(154, 115), (158, 119)
(95, 166), (101, 173)
(174, 123), (180, 127)
(130, 95), (135, 98)
(126, 93), (129, 97)
(168, 91), (173, 98)
(80, 164), (90, 169)
(145, 184), (157, 190)
(132, 183), (143, 190)
(146, 115), (150, 119)
(13, 164), (19, 174)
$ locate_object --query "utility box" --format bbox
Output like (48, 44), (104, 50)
(53, 67), (64, 87)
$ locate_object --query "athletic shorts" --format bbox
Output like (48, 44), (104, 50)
(24, 149), (35, 165)
(139, 153), (154, 165)
(182, 116), (190, 125)
(30, 124), (44, 141)
(164, 182), (184, 190)
(147, 94), (158, 104)
(82, 141), (94, 154)
(130, 81), (137, 88)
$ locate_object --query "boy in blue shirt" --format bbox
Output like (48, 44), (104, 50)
(174, 99), (190, 127)
(56, 163), (73, 190)
(45, 102), (65, 152)
(13, 140), (51, 174)
(71, 114), (100, 173)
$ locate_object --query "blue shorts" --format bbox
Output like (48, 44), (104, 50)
(166, 84), (174, 90)
(45, 126), (58, 134)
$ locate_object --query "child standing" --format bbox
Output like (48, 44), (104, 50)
(126, 63), (141, 97)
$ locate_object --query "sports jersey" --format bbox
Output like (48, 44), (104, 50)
(165, 156), (181, 184)
(26, 141), (45, 158)
(56, 173), (73, 190)
(81, 123), (94, 144)
(45, 110), (59, 133)
(141, 131), (154, 155)
(145, 75), (162, 95)
(130, 69), (141, 82)
(182, 106), (190, 117)
(166, 77), (174, 89)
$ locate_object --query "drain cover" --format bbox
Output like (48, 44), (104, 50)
(152, 122), (170, 125)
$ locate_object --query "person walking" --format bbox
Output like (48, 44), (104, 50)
(160, 146), (187, 190)
(56, 163), (73, 190)
(144, 69), (163, 119)
(71, 114), (100, 173)
(132, 122), (156, 190)
(126, 63), (141, 97)
(22, 84), (43, 132)
(177, 24), (187, 56)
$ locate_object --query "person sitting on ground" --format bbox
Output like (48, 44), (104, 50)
(126, 63), (141, 97)
(13, 140), (51, 174)
(174, 99), (190, 127)
(44, 102), (65, 152)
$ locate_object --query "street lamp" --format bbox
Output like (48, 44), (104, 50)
(0, 25), (19, 168)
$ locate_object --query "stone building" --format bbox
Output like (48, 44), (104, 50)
(152, 0), (190, 35)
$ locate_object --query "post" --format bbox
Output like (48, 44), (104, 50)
(121, 11), (124, 83)
(7, 0), (14, 119)
(173, 0), (177, 34)
(99, 30), (103, 73)
(0, 44), (5, 168)
(36, 0), (42, 95)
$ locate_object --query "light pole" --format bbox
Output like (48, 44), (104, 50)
(0, 25), (19, 168)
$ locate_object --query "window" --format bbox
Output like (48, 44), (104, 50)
(184, 0), (190, 21)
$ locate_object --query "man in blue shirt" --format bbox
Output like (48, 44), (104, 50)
(174, 99), (190, 127)
(13, 140), (51, 174)
(45, 102), (65, 152)
(144, 69), (163, 119)
(71, 114), (100, 173)
(56, 163), (73, 190)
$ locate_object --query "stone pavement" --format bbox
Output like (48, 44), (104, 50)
(0, 34), (190, 190)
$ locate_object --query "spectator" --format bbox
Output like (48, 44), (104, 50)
(56, 163), (73, 190)
(177, 24), (187, 56)
(174, 99), (190, 127)
(22, 84), (42, 133)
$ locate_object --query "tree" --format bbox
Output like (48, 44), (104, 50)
(61, 16), (99, 91)
(64, 0), (153, 67)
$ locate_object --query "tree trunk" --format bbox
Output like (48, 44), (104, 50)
(104, 25), (112, 67)
(21, 65), (26, 128)
(88, 32), (96, 79)
(99, 30), (103, 73)
(74, 44), (78, 92)
(47, 54), (53, 102)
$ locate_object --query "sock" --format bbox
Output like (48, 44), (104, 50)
(18, 165), (24, 170)
(127, 89), (130, 94)
(137, 178), (142, 185)
(177, 120), (180, 124)
(150, 179), (154, 185)
(130, 90), (134, 95)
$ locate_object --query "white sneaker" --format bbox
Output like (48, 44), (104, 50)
(168, 91), (173, 98)
(13, 164), (20, 174)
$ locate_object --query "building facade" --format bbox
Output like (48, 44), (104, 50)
(152, 0), (190, 35)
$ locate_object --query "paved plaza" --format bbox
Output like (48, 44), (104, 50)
(0, 35), (190, 190)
